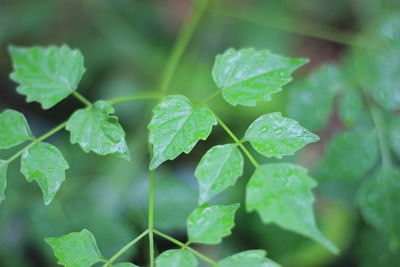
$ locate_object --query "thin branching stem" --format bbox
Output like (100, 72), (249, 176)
(72, 91), (93, 107)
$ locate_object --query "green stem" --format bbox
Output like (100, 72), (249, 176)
(72, 91), (93, 107)
(107, 92), (161, 105)
(159, 0), (211, 94)
(102, 229), (149, 267)
(200, 90), (221, 104)
(153, 229), (216, 266)
(369, 105), (392, 168)
(148, 169), (155, 267)
(6, 121), (68, 164)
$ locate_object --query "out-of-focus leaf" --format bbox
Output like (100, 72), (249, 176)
(21, 142), (69, 205)
(113, 263), (139, 267)
(212, 48), (307, 106)
(338, 88), (365, 127)
(45, 229), (104, 267)
(187, 203), (240, 244)
(217, 250), (280, 267)
(287, 64), (344, 130)
(66, 101), (130, 161)
(244, 112), (319, 158)
(0, 109), (34, 149)
(195, 144), (243, 204)
(357, 168), (400, 250)
(317, 129), (379, 181)
(155, 249), (198, 267)
(389, 116), (400, 159)
(246, 163), (338, 253)
(148, 95), (216, 170)
(9, 45), (85, 109)
(0, 160), (7, 204)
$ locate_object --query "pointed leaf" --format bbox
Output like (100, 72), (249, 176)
(45, 229), (104, 267)
(212, 48), (307, 106)
(155, 249), (198, 267)
(0, 109), (34, 149)
(217, 250), (280, 267)
(357, 168), (400, 249)
(9, 45), (85, 109)
(244, 112), (319, 158)
(0, 160), (7, 204)
(21, 142), (69, 205)
(148, 95), (217, 170)
(195, 144), (244, 204)
(246, 163), (338, 253)
(66, 101), (130, 160)
(187, 203), (239, 244)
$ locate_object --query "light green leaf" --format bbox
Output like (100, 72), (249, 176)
(187, 203), (239, 244)
(244, 112), (319, 159)
(9, 45), (85, 109)
(0, 160), (8, 204)
(357, 168), (400, 250)
(317, 129), (379, 181)
(338, 88), (365, 127)
(148, 95), (216, 170)
(45, 229), (104, 267)
(0, 109), (34, 149)
(212, 48), (307, 106)
(246, 163), (338, 253)
(389, 116), (400, 159)
(21, 142), (69, 205)
(155, 249), (197, 267)
(113, 263), (139, 267)
(287, 64), (345, 130)
(195, 144), (243, 204)
(217, 250), (280, 267)
(66, 101), (130, 161)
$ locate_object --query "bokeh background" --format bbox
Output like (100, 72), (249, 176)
(0, 0), (399, 266)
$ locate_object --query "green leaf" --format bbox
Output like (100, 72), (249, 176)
(317, 129), (379, 181)
(187, 203), (239, 244)
(287, 64), (345, 130)
(9, 45), (85, 109)
(217, 250), (280, 267)
(148, 95), (217, 170)
(389, 116), (400, 159)
(195, 144), (244, 204)
(0, 109), (34, 149)
(45, 229), (104, 267)
(21, 142), (69, 205)
(357, 168), (400, 250)
(246, 163), (338, 253)
(155, 249), (198, 267)
(338, 88), (365, 127)
(66, 101), (130, 161)
(212, 48), (307, 106)
(113, 263), (139, 267)
(0, 160), (7, 204)
(243, 112), (319, 159)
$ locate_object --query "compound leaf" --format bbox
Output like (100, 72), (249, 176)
(148, 95), (216, 170)
(187, 203), (239, 244)
(66, 101), (130, 161)
(212, 48), (307, 106)
(21, 142), (69, 205)
(357, 168), (400, 249)
(0, 160), (7, 204)
(0, 109), (34, 149)
(45, 229), (104, 267)
(9, 45), (85, 109)
(287, 64), (345, 130)
(246, 163), (338, 253)
(244, 112), (319, 158)
(195, 144), (244, 204)
(155, 249), (198, 267)
(217, 250), (280, 267)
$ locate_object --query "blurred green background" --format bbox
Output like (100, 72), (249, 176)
(0, 0), (399, 266)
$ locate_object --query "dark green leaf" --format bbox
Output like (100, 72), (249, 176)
(66, 101), (130, 161)
(155, 249), (198, 267)
(246, 163), (338, 253)
(9, 45), (85, 109)
(0, 109), (34, 149)
(244, 112), (319, 159)
(195, 144), (243, 204)
(0, 160), (7, 204)
(21, 142), (69, 205)
(148, 95), (216, 170)
(212, 48), (307, 106)
(45, 229), (104, 267)
(217, 250), (280, 267)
